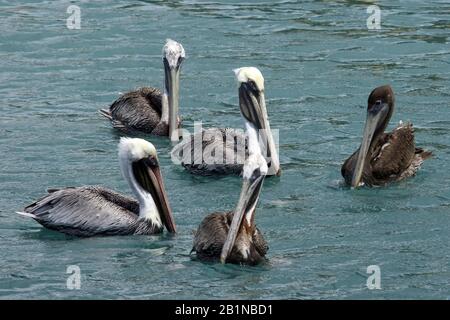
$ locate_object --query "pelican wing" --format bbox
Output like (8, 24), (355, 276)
(192, 212), (232, 258)
(252, 227), (269, 257)
(172, 128), (248, 175)
(371, 123), (416, 180)
(192, 211), (268, 263)
(109, 87), (162, 133)
(23, 186), (140, 236)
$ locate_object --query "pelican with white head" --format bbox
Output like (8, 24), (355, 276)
(234, 67), (281, 176)
(162, 39), (185, 142)
(17, 138), (176, 236)
(100, 39), (185, 139)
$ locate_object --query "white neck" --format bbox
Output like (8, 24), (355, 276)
(244, 121), (262, 227)
(119, 157), (162, 228)
(245, 121), (262, 156)
(245, 200), (258, 227)
(161, 67), (170, 124)
(161, 93), (169, 124)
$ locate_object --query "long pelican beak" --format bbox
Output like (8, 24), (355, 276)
(133, 158), (177, 233)
(163, 58), (181, 142)
(238, 83), (281, 176)
(351, 103), (390, 188)
(220, 172), (265, 264)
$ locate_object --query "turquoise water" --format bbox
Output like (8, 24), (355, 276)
(1, 0), (449, 299)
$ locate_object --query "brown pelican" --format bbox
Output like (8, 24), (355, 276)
(171, 67), (281, 176)
(100, 39), (185, 140)
(342, 85), (432, 187)
(191, 124), (269, 265)
(17, 138), (176, 236)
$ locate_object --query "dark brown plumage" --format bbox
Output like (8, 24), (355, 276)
(191, 211), (268, 265)
(99, 39), (185, 137)
(100, 87), (173, 135)
(342, 85), (432, 187)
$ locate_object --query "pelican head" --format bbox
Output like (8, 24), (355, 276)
(163, 39), (185, 70)
(162, 39), (185, 142)
(352, 85), (395, 188)
(118, 138), (176, 233)
(220, 152), (267, 264)
(234, 67), (281, 176)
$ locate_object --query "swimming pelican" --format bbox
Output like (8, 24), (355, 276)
(100, 39), (185, 140)
(342, 85), (432, 187)
(17, 138), (176, 236)
(171, 67), (281, 176)
(191, 120), (269, 265)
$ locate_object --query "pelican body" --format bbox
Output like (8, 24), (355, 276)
(17, 138), (176, 237)
(100, 39), (185, 140)
(171, 67), (281, 177)
(342, 85), (432, 187)
(192, 211), (268, 265)
(192, 93), (270, 264)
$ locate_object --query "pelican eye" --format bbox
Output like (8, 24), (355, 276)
(243, 80), (260, 98)
(177, 56), (184, 68)
(251, 168), (261, 182)
(143, 156), (158, 167)
(248, 80), (259, 93)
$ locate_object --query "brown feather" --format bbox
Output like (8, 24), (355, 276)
(192, 211), (268, 265)
(342, 122), (431, 186)
(105, 87), (168, 135)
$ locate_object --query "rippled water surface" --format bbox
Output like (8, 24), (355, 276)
(1, 0), (449, 299)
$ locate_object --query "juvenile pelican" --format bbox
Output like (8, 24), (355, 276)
(171, 67), (281, 176)
(342, 85), (432, 187)
(100, 39), (185, 139)
(191, 121), (269, 265)
(17, 138), (176, 236)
